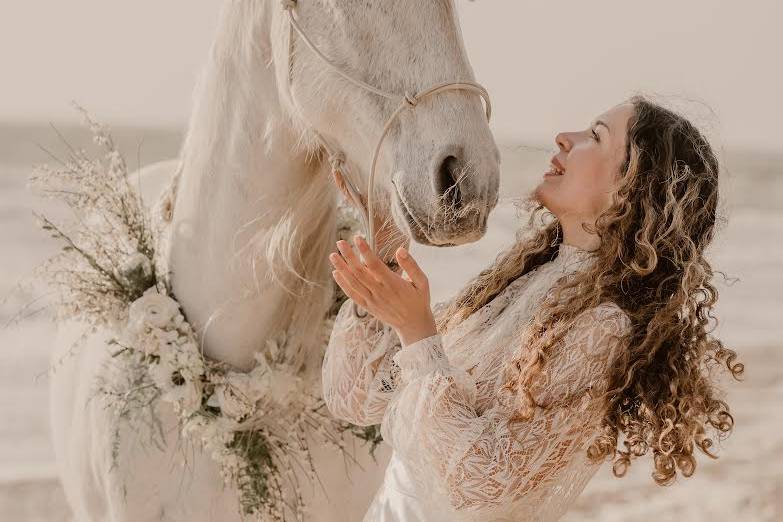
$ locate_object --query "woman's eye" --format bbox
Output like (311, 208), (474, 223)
(591, 128), (600, 142)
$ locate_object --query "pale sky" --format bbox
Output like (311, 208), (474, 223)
(1, 0), (781, 151)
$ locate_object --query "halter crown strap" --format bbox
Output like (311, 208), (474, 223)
(282, 0), (492, 255)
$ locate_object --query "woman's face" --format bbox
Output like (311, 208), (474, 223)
(533, 102), (634, 223)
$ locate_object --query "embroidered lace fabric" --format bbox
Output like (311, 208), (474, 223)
(322, 243), (632, 522)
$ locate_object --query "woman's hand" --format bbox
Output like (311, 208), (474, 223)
(329, 234), (437, 347)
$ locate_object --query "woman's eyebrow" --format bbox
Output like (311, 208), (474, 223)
(594, 119), (611, 133)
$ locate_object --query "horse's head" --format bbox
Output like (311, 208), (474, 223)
(273, 0), (500, 247)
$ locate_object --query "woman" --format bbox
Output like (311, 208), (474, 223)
(322, 95), (744, 521)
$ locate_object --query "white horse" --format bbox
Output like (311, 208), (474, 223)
(49, 0), (500, 520)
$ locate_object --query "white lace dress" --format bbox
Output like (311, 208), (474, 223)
(322, 243), (632, 522)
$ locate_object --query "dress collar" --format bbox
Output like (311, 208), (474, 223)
(552, 242), (598, 273)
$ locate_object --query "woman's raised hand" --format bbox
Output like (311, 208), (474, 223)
(329, 234), (437, 347)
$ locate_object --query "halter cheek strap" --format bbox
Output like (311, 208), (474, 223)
(281, 0), (492, 255)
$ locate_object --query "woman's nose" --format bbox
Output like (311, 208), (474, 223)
(555, 132), (571, 153)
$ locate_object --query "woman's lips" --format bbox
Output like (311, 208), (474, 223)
(543, 166), (565, 177)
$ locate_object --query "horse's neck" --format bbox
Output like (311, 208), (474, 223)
(164, 2), (337, 372)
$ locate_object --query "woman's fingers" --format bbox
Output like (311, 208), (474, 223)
(395, 247), (428, 290)
(335, 239), (360, 267)
(353, 236), (396, 283)
(335, 239), (381, 288)
(332, 270), (369, 309)
(329, 251), (374, 298)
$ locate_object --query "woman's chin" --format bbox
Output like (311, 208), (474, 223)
(531, 184), (551, 207)
(535, 183), (566, 213)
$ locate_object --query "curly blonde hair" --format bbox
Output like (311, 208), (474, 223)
(435, 95), (744, 486)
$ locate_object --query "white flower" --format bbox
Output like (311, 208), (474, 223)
(148, 345), (203, 416)
(165, 379), (204, 416)
(207, 372), (268, 422)
(148, 351), (178, 391)
(252, 353), (301, 407)
(174, 340), (206, 376)
(133, 327), (179, 356)
(127, 287), (180, 335)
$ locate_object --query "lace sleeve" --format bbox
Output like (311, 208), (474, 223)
(321, 297), (452, 426)
(381, 303), (632, 517)
(321, 298), (401, 426)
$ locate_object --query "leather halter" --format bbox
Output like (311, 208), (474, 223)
(281, 0), (492, 255)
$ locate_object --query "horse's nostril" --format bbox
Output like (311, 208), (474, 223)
(434, 155), (463, 207)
